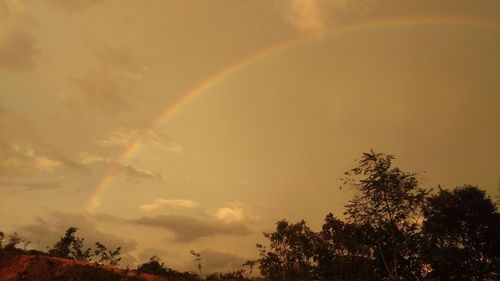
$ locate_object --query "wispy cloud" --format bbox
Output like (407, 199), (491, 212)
(0, 142), (62, 176)
(78, 152), (163, 181)
(280, 0), (371, 37)
(121, 164), (163, 181)
(209, 202), (260, 223)
(98, 128), (183, 153)
(78, 152), (113, 165)
(0, 177), (64, 191)
(69, 68), (127, 110)
(0, 0), (38, 70)
(140, 198), (199, 211)
(286, 0), (327, 37)
(50, 0), (105, 11)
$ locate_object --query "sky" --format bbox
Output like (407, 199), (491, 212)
(1, 0), (500, 273)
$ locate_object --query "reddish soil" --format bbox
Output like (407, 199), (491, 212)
(0, 254), (166, 281)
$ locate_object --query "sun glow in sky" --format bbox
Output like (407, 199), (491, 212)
(1, 0), (500, 272)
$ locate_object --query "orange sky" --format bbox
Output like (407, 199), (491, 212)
(1, 0), (500, 272)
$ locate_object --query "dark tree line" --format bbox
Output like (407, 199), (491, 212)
(255, 151), (500, 281)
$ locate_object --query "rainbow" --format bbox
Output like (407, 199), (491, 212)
(85, 15), (499, 211)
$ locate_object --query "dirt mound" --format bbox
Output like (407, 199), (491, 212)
(0, 254), (166, 281)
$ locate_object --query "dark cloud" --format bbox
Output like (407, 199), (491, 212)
(200, 249), (247, 273)
(128, 215), (252, 243)
(19, 212), (137, 256)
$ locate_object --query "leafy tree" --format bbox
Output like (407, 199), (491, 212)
(138, 255), (201, 281)
(315, 213), (377, 281)
(257, 219), (317, 281)
(422, 185), (500, 280)
(4, 232), (30, 251)
(342, 151), (428, 280)
(94, 241), (122, 266)
(49, 227), (91, 260)
(137, 255), (167, 276)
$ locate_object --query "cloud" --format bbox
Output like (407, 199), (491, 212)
(78, 151), (163, 182)
(98, 128), (183, 153)
(199, 249), (247, 274)
(209, 202), (260, 224)
(0, 177), (64, 191)
(129, 214), (252, 243)
(0, 142), (62, 176)
(97, 128), (139, 147)
(0, 0), (38, 70)
(285, 0), (327, 37)
(78, 152), (113, 165)
(50, 0), (104, 11)
(69, 68), (127, 110)
(19, 212), (137, 256)
(68, 45), (149, 111)
(0, 113), (87, 173)
(121, 164), (163, 180)
(280, 0), (372, 37)
(140, 199), (199, 211)
(92, 45), (148, 81)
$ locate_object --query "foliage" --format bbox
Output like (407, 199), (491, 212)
(94, 241), (122, 266)
(138, 255), (201, 281)
(341, 150), (428, 280)
(422, 185), (500, 280)
(257, 219), (317, 281)
(205, 269), (248, 281)
(315, 213), (377, 281)
(49, 227), (91, 260)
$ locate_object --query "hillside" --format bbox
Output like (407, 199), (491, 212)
(0, 253), (166, 281)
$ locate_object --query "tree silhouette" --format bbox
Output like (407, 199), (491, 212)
(94, 241), (122, 266)
(49, 227), (91, 260)
(257, 219), (317, 281)
(342, 150), (428, 280)
(423, 185), (500, 280)
(315, 213), (377, 281)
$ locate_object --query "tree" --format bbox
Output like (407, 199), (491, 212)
(138, 255), (168, 276)
(49, 227), (91, 260)
(4, 232), (30, 251)
(94, 242), (122, 266)
(257, 219), (317, 281)
(342, 150), (428, 280)
(422, 185), (500, 280)
(315, 213), (377, 281)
